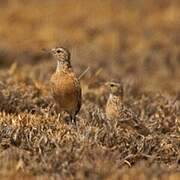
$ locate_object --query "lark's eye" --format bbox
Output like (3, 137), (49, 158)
(110, 84), (115, 87)
(56, 49), (61, 53)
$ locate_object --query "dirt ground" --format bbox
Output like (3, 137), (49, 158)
(0, 0), (180, 179)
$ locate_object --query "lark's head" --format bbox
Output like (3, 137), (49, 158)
(51, 47), (71, 70)
(51, 47), (71, 62)
(105, 81), (123, 97)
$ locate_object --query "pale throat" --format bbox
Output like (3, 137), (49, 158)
(109, 93), (123, 104)
(56, 60), (72, 72)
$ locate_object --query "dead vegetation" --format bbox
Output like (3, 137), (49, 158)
(0, 0), (180, 179)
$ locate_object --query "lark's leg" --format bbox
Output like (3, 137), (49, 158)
(57, 113), (61, 121)
(70, 114), (77, 126)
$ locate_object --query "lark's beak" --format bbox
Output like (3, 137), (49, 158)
(51, 48), (56, 53)
(41, 48), (50, 52)
(105, 82), (110, 87)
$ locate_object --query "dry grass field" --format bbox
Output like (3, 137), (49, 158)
(0, 0), (180, 179)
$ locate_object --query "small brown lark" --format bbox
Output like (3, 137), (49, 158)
(50, 47), (81, 124)
(105, 81), (149, 136)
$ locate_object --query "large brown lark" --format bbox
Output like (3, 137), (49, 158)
(105, 81), (149, 136)
(50, 47), (81, 124)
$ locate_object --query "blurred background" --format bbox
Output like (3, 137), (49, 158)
(0, 0), (179, 93)
(0, 1), (180, 179)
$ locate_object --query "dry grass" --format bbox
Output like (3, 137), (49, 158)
(0, 0), (180, 179)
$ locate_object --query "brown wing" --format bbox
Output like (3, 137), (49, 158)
(74, 78), (82, 115)
(118, 105), (149, 136)
(118, 105), (138, 125)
